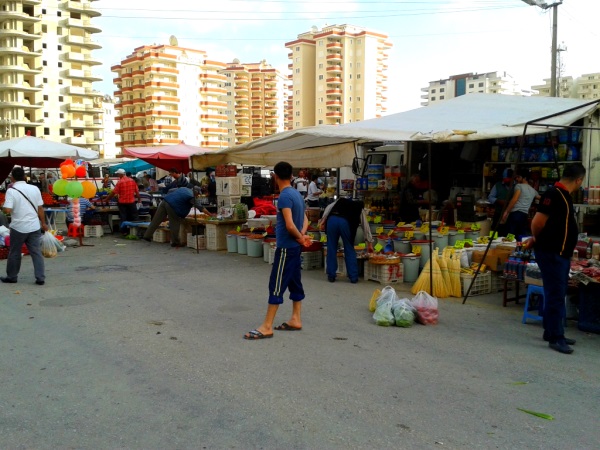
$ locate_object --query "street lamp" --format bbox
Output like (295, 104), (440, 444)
(522, 0), (563, 97)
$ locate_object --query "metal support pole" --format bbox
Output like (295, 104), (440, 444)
(550, 4), (558, 97)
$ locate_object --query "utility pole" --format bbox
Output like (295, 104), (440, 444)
(522, 1), (563, 97)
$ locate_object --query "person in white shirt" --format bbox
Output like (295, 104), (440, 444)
(1, 167), (48, 285)
(293, 170), (308, 198)
(306, 174), (323, 207)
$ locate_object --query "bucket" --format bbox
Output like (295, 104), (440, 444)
(226, 234), (238, 253)
(247, 238), (263, 258)
(466, 230), (480, 241)
(432, 233), (448, 250)
(263, 240), (274, 262)
(237, 235), (248, 255)
(402, 256), (420, 283)
(411, 240), (433, 268)
(447, 232), (459, 246)
(369, 223), (379, 234)
(393, 239), (411, 254)
(412, 231), (425, 240)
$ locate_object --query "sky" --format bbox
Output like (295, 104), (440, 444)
(92, 0), (600, 114)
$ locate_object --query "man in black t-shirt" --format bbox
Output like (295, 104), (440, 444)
(530, 163), (585, 355)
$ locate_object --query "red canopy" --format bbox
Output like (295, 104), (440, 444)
(122, 142), (214, 173)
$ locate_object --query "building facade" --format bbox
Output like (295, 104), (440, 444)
(420, 71), (533, 106)
(111, 44), (227, 151)
(221, 59), (285, 147)
(532, 73), (600, 100)
(0, 0), (104, 151)
(285, 24), (391, 129)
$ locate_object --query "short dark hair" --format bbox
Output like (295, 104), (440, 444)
(273, 161), (293, 180)
(11, 167), (25, 181)
(562, 163), (586, 181)
(311, 174), (319, 181)
(168, 168), (180, 174)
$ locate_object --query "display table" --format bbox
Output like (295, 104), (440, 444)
(44, 207), (69, 232)
(183, 217), (246, 251)
(95, 207), (120, 233)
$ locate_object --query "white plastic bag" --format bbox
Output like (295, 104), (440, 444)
(392, 299), (416, 328)
(411, 290), (439, 325)
(372, 286), (397, 327)
(41, 232), (58, 258)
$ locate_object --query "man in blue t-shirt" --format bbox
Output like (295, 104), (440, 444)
(244, 161), (311, 340)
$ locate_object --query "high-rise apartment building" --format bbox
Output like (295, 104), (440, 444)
(285, 24), (392, 129)
(420, 71), (533, 106)
(111, 43), (227, 151)
(221, 59), (285, 147)
(532, 73), (600, 100)
(0, 0), (104, 151)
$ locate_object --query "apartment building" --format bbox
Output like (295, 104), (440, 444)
(532, 73), (600, 100)
(101, 95), (118, 159)
(285, 24), (392, 129)
(111, 43), (227, 151)
(0, 0), (104, 152)
(221, 59), (285, 147)
(420, 71), (533, 106)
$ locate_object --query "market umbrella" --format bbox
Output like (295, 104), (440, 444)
(123, 142), (214, 173)
(0, 136), (98, 183)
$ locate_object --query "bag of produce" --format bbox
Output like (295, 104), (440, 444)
(368, 288), (381, 312)
(372, 286), (397, 326)
(410, 290), (439, 325)
(41, 232), (58, 258)
(391, 299), (415, 328)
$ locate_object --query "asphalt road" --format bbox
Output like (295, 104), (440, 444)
(1, 236), (599, 450)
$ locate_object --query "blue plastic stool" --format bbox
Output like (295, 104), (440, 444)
(522, 284), (545, 324)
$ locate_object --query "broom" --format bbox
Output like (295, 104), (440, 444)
(411, 248), (447, 297)
(448, 251), (462, 297)
(431, 249), (448, 298)
(438, 248), (451, 297)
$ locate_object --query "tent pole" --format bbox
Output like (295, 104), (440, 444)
(428, 143), (433, 296)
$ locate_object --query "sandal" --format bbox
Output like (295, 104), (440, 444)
(244, 329), (274, 340)
(275, 322), (302, 331)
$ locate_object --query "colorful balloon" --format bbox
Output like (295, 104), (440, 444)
(61, 164), (75, 178)
(61, 159), (74, 167)
(75, 166), (87, 178)
(81, 180), (97, 199)
(52, 179), (68, 196)
(66, 181), (83, 198)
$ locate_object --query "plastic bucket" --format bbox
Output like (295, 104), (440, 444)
(432, 234), (448, 250)
(247, 238), (263, 258)
(237, 235), (248, 255)
(393, 239), (411, 254)
(226, 234), (238, 253)
(466, 230), (480, 241)
(402, 256), (420, 283)
(263, 241), (271, 262)
(447, 232), (459, 246)
(411, 240), (433, 268)
(412, 231), (425, 240)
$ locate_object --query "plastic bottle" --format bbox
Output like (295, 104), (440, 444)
(583, 187), (589, 205)
(591, 186), (598, 206)
(593, 242), (600, 260)
(572, 249), (579, 261)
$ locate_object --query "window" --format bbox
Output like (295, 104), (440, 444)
(295, 46), (299, 51)
(356, 108), (360, 113)
(59, 129), (65, 136)
(58, 79), (62, 85)
(468, 84), (474, 88)
(318, 75), (323, 80)
(478, 82), (483, 87)
(57, 45), (61, 50)
(58, 96), (63, 102)
(44, 128), (49, 135)
(318, 63), (323, 69)
(349, 97), (352, 102)
(42, 8), (46, 13)
(440, 96), (445, 100)
(432, 89), (436, 93)
(57, 11), (61, 16)
(58, 62), (62, 67)
(43, 60), (47, 66)
(295, 57), (299, 62)
(357, 39), (362, 45)
(319, 41), (323, 46)
(59, 113), (64, 119)
(295, 111), (300, 116)
(357, 74), (361, 79)
(43, 77), (48, 83)
(295, 122), (300, 127)
(44, 112), (49, 118)
(431, 96), (436, 101)
(295, 100), (300, 105)
(318, 120), (323, 124)
(42, 43), (47, 49)
(295, 68), (300, 73)
(349, 74), (352, 79)
(43, 94), (48, 101)
(357, 96), (361, 101)
(440, 88), (445, 93)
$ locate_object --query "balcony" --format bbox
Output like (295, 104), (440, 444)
(251, 132), (263, 138)
(236, 123), (249, 129)
(61, 18), (101, 34)
(200, 87), (227, 95)
(0, 44), (41, 56)
(0, 11), (41, 23)
(200, 127), (227, 135)
(64, 68), (102, 82)
(146, 95), (180, 105)
(66, 1), (102, 18)
(326, 65), (342, 73)
(0, 63), (41, 75)
(326, 77), (342, 84)
(235, 113), (249, 119)
(234, 76), (249, 83)
(65, 136), (87, 145)
(326, 89), (342, 96)
(326, 42), (342, 49)
(0, 28), (40, 40)
(200, 113), (227, 121)
(3, 82), (41, 92)
(146, 124), (180, 132)
(145, 66), (179, 76)
(326, 111), (342, 118)
(326, 53), (342, 61)
(67, 119), (103, 129)
(234, 85), (249, 93)
(199, 73), (227, 83)
(326, 100), (342, 107)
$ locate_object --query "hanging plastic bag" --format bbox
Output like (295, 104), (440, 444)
(410, 290), (439, 325)
(392, 299), (416, 328)
(41, 232), (58, 258)
(372, 286), (397, 326)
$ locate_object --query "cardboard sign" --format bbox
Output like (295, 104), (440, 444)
(471, 223), (481, 231)
(374, 216), (382, 224)
(454, 240), (465, 249)
(404, 231), (414, 239)
(438, 226), (449, 235)
(374, 243), (383, 252)
(396, 222), (406, 227)
(387, 229), (395, 236)
(457, 229), (465, 234)
(506, 233), (516, 242)
(420, 224), (429, 234)
(455, 221), (463, 229)
(376, 227), (384, 234)
(357, 243), (366, 249)
(489, 231), (499, 239)
(411, 244), (422, 255)
(320, 235), (327, 243)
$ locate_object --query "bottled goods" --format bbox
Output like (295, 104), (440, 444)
(572, 249), (579, 261)
(593, 242), (600, 260)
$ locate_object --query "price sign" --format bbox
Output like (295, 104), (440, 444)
(376, 227), (384, 234)
(404, 231), (414, 240)
(454, 240), (465, 249)
(457, 229), (465, 234)
(387, 229), (395, 236)
(374, 216), (382, 224)
(411, 244), (422, 255)
(320, 235), (327, 243)
(438, 226), (449, 235)
(456, 221), (463, 229)
(367, 216), (373, 222)
(236, 226), (241, 232)
(357, 243), (366, 249)
(465, 239), (473, 245)
(374, 243), (383, 252)
(471, 223), (481, 231)
(396, 222), (406, 227)
(506, 233), (516, 242)
(262, 232), (267, 237)
(250, 227), (255, 232)
(420, 224), (429, 234)
(489, 231), (498, 239)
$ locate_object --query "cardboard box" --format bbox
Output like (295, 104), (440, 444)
(472, 248), (512, 272)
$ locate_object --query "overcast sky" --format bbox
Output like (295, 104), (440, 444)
(93, 0), (600, 113)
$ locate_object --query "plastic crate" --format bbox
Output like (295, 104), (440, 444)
(300, 251), (323, 270)
(205, 223), (234, 250)
(153, 229), (170, 243)
(187, 233), (206, 250)
(84, 225), (104, 238)
(461, 271), (492, 296)
(364, 261), (403, 284)
(324, 253), (347, 276)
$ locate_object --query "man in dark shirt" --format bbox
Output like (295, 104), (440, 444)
(162, 168), (192, 193)
(530, 163), (585, 355)
(399, 174), (427, 223)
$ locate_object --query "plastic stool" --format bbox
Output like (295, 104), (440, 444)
(522, 285), (544, 324)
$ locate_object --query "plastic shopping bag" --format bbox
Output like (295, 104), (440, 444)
(372, 286), (397, 327)
(41, 232), (58, 258)
(392, 299), (416, 328)
(410, 290), (439, 325)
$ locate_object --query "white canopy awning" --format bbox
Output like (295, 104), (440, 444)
(191, 94), (599, 168)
